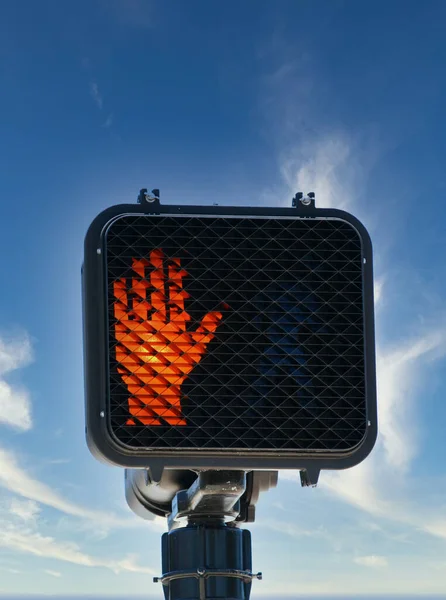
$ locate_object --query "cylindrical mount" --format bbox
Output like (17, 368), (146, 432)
(157, 524), (258, 600)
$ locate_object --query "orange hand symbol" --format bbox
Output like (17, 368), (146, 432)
(113, 249), (223, 426)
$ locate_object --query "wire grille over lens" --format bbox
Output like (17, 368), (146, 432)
(105, 215), (367, 453)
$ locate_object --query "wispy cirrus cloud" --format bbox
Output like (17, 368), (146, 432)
(45, 458), (71, 465)
(2, 568), (20, 574)
(90, 81), (103, 110)
(354, 555), (388, 568)
(0, 332), (33, 431)
(0, 329), (156, 571)
(0, 490), (154, 574)
(0, 447), (136, 530)
(377, 330), (446, 471)
(9, 499), (40, 523)
(44, 569), (61, 578)
(280, 134), (357, 210)
(0, 517), (153, 574)
(373, 277), (385, 308)
(258, 518), (330, 541)
(0, 445), (169, 538)
(88, 77), (116, 133)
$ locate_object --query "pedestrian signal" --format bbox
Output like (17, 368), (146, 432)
(83, 200), (377, 472)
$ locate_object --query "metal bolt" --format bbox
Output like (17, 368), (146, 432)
(301, 195), (312, 206)
(197, 568), (206, 576)
(100, 411), (105, 418)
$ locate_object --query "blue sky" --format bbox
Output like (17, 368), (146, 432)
(1, 0), (446, 596)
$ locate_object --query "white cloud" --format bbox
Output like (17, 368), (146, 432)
(259, 518), (328, 539)
(378, 330), (446, 471)
(0, 454), (159, 576)
(280, 135), (355, 210)
(0, 521), (152, 574)
(45, 458), (71, 465)
(0, 493), (152, 575)
(44, 569), (61, 578)
(354, 555), (388, 568)
(0, 447), (136, 530)
(1, 567), (20, 574)
(374, 277), (385, 308)
(0, 334), (32, 374)
(9, 499), (40, 523)
(0, 333), (33, 431)
(90, 81), (103, 110)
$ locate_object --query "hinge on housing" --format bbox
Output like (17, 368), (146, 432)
(300, 467), (320, 488)
(137, 188), (161, 209)
(292, 192), (316, 210)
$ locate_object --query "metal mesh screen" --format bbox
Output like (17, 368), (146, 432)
(105, 214), (367, 453)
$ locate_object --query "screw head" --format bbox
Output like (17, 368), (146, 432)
(301, 195), (312, 206)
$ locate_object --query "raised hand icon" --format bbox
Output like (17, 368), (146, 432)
(113, 249), (223, 426)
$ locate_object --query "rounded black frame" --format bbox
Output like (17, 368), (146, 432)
(82, 202), (377, 471)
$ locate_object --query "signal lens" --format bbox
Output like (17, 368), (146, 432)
(105, 215), (366, 453)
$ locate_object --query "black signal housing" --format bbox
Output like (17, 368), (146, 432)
(82, 200), (377, 473)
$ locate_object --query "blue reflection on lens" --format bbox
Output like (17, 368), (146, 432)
(250, 281), (324, 417)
